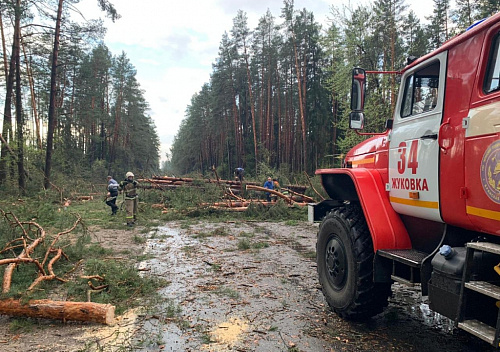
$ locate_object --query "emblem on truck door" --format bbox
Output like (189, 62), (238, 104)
(481, 140), (500, 204)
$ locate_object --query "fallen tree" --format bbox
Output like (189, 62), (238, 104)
(0, 299), (115, 325)
(0, 209), (115, 325)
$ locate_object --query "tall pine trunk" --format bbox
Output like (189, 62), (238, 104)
(243, 45), (258, 174)
(44, 0), (64, 189)
(21, 36), (42, 149)
(292, 37), (306, 172)
(15, 13), (25, 193)
(0, 1), (20, 185)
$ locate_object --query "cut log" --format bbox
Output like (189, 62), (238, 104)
(245, 185), (294, 204)
(75, 195), (93, 201)
(0, 299), (115, 325)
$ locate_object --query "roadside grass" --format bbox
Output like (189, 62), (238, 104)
(193, 226), (230, 239)
(8, 318), (35, 333)
(133, 234), (147, 244)
(237, 238), (269, 251)
(214, 286), (240, 300)
(0, 195), (168, 318)
(237, 239), (251, 250)
(301, 250), (317, 260)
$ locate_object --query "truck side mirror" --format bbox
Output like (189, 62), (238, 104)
(349, 111), (365, 130)
(350, 68), (366, 111)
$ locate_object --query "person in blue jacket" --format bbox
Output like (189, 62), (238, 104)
(263, 176), (274, 202)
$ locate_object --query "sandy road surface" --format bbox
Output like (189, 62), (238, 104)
(0, 220), (494, 351)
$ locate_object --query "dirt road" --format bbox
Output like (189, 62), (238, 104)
(0, 220), (495, 351)
(134, 220), (493, 352)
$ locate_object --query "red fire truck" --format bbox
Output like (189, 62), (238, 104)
(314, 14), (500, 346)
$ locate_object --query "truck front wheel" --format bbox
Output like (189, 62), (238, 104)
(317, 203), (391, 320)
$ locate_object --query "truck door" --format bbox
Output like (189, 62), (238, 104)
(388, 52), (447, 222)
(465, 30), (500, 235)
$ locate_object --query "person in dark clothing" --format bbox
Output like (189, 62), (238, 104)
(235, 167), (244, 182)
(263, 176), (274, 202)
(105, 176), (119, 215)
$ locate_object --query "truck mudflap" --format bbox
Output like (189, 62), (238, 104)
(316, 168), (412, 251)
(310, 199), (344, 222)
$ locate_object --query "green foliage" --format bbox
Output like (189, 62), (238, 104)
(133, 234), (147, 244)
(9, 319), (34, 333)
(214, 286), (240, 300)
(193, 227), (230, 239)
(237, 238), (251, 250)
(66, 258), (162, 315)
(242, 200), (306, 221)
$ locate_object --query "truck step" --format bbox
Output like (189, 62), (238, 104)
(467, 242), (500, 255)
(390, 275), (416, 286)
(458, 319), (497, 346)
(465, 281), (500, 300)
(377, 249), (428, 267)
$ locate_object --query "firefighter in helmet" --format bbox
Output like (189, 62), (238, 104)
(119, 171), (139, 227)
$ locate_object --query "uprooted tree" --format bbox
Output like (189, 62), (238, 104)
(0, 209), (115, 325)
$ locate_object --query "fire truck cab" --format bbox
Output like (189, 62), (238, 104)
(315, 14), (500, 346)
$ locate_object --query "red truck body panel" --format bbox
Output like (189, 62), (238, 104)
(316, 167), (411, 251)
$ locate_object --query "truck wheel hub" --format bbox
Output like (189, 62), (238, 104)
(325, 237), (347, 289)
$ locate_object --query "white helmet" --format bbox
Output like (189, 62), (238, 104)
(126, 172), (134, 178)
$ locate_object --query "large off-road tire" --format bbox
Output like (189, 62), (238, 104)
(317, 203), (391, 320)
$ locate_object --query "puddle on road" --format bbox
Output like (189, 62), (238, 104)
(389, 283), (455, 332)
(138, 226), (250, 351)
(137, 226), (197, 350)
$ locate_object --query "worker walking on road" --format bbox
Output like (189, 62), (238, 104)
(105, 176), (119, 215)
(119, 172), (139, 227)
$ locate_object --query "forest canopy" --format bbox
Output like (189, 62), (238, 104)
(0, 0), (160, 195)
(170, 0), (498, 179)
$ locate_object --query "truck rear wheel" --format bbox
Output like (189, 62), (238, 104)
(317, 203), (391, 320)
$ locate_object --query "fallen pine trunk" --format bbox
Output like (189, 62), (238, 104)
(0, 299), (115, 325)
(245, 185), (294, 204)
(74, 195), (93, 201)
(210, 206), (248, 212)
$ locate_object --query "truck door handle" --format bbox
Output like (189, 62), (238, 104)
(420, 134), (438, 140)
(438, 119), (451, 154)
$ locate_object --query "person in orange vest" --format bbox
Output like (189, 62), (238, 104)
(119, 172), (139, 227)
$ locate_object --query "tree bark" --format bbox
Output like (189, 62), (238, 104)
(0, 9), (8, 81)
(44, 0), (64, 190)
(244, 43), (258, 173)
(21, 35), (42, 149)
(0, 299), (115, 325)
(14, 0), (25, 194)
(292, 36), (307, 172)
(0, 2), (18, 185)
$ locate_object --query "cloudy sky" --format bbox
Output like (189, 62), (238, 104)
(75, 0), (435, 163)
